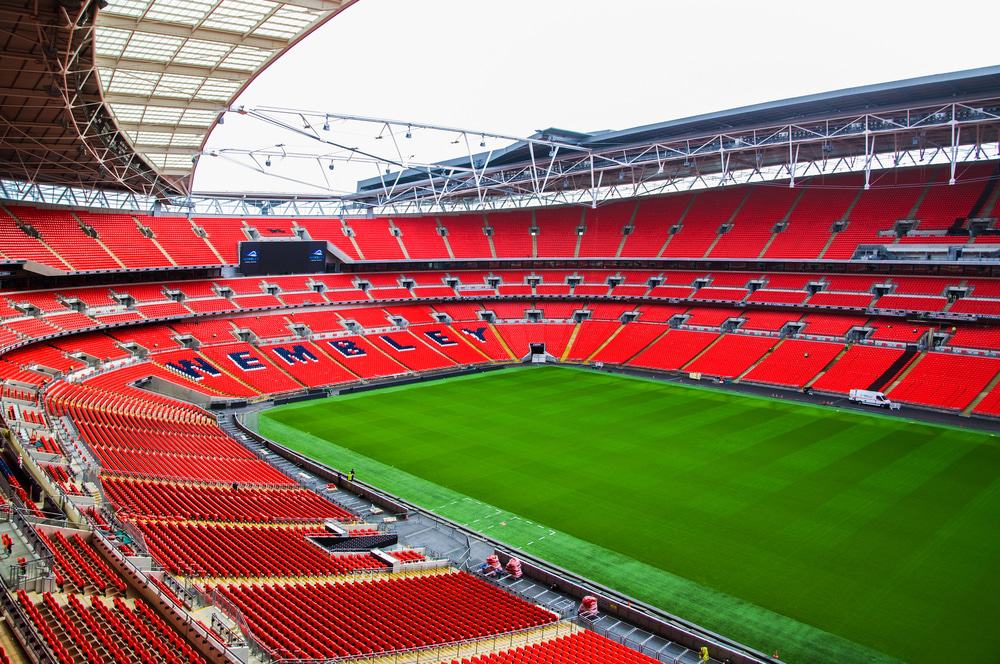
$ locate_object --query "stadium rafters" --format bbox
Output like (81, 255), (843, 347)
(94, 0), (351, 183)
(198, 92), (1000, 215)
(0, 0), (352, 199)
(188, 66), (1000, 215)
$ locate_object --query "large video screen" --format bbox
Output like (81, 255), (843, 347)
(239, 241), (327, 275)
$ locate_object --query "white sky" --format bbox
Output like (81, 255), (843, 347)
(194, 0), (1000, 195)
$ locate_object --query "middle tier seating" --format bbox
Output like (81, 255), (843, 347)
(102, 476), (356, 523)
(136, 521), (387, 578)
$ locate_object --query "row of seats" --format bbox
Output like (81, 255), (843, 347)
(37, 531), (126, 595)
(101, 476), (356, 523)
(137, 521), (387, 578)
(18, 590), (205, 664)
(449, 629), (660, 664)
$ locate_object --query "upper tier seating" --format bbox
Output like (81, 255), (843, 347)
(578, 202), (631, 257)
(8, 206), (119, 270)
(764, 178), (861, 259)
(75, 211), (173, 269)
(141, 215), (223, 265)
(441, 215), (492, 258)
(0, 163), (994, 268)
(490, 211), (534, 258)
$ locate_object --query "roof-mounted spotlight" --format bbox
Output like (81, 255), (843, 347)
(322, 117), (330, 131)
(548, 147), (556, 157)
(479, 135), (486, 148)
(328, 161), (335, 171)
(265, 156), (272, 167)
(405, 126), (412, 139)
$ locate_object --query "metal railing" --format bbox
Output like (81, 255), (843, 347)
(570, 616), (683, 663)
(276, 619), (576, 664)
(0, 574), (61, 663)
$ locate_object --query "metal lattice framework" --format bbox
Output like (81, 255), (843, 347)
(188, 96), (1000, 215)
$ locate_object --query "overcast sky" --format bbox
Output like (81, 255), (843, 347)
(194, 0), (1000, 195)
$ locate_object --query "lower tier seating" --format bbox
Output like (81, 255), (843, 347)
(887, 353), (1000, 411)
(214, 572), (557, 659)
(629, 329), (718, 372)
(741, 339), (845, 387)
(449, 629), (660, 664)
(18, 590), (205, 664)
(808, 345), (905, 394)
(37, 530), (126, 594)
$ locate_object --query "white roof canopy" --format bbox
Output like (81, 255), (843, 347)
(95, 0), (346, 177)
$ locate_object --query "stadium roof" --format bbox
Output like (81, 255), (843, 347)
(94, 0), (348, 179)
(2, 0), (998, 208)
(0, 0), (350, 198)
(357, 65), (1000, 195)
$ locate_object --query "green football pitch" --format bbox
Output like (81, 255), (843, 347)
(258, 365), (1000, 664)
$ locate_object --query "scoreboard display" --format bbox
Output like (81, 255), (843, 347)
(239, 241), (327, 275)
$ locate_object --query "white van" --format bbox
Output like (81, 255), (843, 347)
(849, 389), (898, 409)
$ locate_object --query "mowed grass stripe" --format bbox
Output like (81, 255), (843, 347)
(261, 365), (1000, 664)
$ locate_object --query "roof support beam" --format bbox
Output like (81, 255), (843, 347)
(115, 121), (207, 134)
(96, 15), (290, 50)
(268, 0), (344, 10)
(95, 57), (250, 82)
(102, 92), (223, 111)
